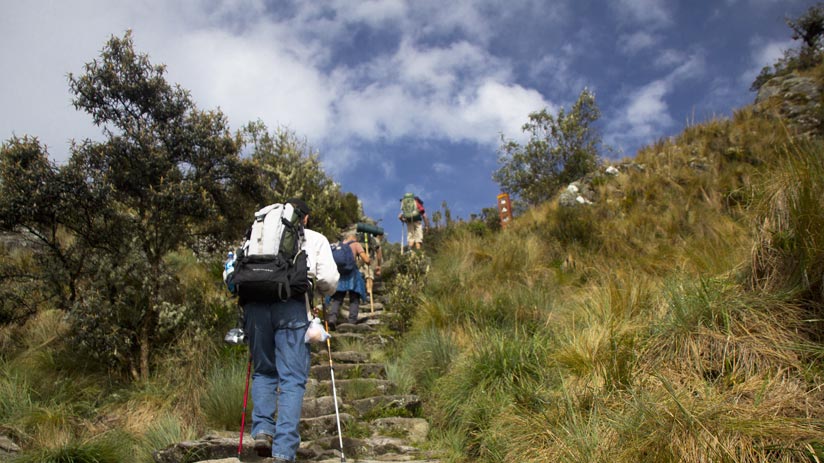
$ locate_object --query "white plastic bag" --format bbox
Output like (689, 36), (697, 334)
(305, 317), (330, 343)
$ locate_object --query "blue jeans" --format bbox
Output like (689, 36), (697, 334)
(244, 298), (310, 462)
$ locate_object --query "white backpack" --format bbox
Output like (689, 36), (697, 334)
(233, 203), (309, 302)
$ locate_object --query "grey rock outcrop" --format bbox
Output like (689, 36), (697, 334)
(755, 74), (822, 134)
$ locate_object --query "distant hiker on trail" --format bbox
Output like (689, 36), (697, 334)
(358, 231), (382, 303)
(327, 230), (370, 330)
(398, 193), (429, 251)
(241, 198), (339, 462)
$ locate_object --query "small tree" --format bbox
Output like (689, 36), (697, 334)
(493, 88), (602, 207)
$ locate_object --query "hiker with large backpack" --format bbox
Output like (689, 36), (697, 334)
(398, 193), (429, 251)
(327, 229), (370, 330)
(232, 198), (339, 462)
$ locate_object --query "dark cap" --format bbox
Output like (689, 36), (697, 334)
(287, 198), (311, 216)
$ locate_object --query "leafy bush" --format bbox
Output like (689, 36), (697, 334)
(385, 251), (429, 333)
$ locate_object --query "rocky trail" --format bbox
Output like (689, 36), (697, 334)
(153, 280), (442, 463)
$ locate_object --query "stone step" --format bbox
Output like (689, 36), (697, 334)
(324, 331), (396, 350)
(332, 300), (386, 312)
(195, 458), (440, 463)
(152, 433), (258, 463)
(370, 417), (430, 444)
(155, 433), (442, 463)
(311, 350), (370, 365)
(300, 412), (356, 440)
(301, 435), (439, 461)
(333, 322), (377, 334)
(314, 459), (441, 463)
(315, 378), (395, 401)
(310, 362), (386, 381)
(349, 395), (421, 419)
(302, 395), (342, 419)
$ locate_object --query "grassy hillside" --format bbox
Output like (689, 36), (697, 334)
(390, 79), (824, 461)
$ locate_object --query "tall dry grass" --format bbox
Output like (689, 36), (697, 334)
(394, 105), (824, 462)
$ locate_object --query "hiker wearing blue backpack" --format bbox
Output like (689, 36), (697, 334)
(327, 230), (370, 330)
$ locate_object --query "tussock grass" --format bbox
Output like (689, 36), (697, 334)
(134, 413), (195, 462)
(394, 94), (824, 461)
(387, 326), (457, 393)
(750, 139), (824, 308)
(200, 355), (250, 431)
(0, 366), (34, 437)
(12, 430), (133, 463)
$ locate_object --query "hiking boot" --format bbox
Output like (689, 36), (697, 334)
(253, 433), (272, 457)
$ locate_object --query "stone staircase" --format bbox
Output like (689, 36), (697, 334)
(154, 281), (441, 463)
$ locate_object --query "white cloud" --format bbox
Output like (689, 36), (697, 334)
(528, 48), (587, 99)
(328, 39), (549, 156)
(654, 49), (687, 68)
(740, 38), (794, 87)
(619, 31), (659, 54)
(160, 28), (336, 141)
(605, 50), (704, 153)
(333, 0), (408, 26)
(611, 0), (672, 27)
(668, 51), (706, 81)
(433, 162), (454, 174)
(456, 80), (551, 143)
(753, 39), (793, 66)
(624, 80), (673, 137)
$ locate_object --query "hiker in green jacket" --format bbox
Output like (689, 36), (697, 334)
(398, 194), (429, 251)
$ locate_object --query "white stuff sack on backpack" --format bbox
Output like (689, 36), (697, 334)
(244, 203), (295, 256)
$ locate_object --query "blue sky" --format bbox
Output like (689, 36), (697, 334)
(0, 0), (815, 241)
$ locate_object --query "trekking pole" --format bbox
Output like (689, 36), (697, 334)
(237, 355), (252, 459)
(365, 238), (374, 313)
(321, 301), (347, 462)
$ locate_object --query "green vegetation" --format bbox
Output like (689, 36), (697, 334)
(0, 31), (362, 461)
(2, 15), (824, 463)
(386, 96), (824, 463)
(494, 88), (603, 209)
(385, 17), (824, 461)
(751, 2), (824, 91)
